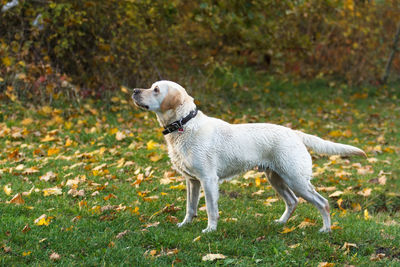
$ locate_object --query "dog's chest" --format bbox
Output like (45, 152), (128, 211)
(166, 138), (196, 177)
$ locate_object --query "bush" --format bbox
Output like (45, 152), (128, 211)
(0, 0), (399, 102)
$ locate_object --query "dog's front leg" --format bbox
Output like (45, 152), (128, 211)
(201, 177), (219, 233)
(177, 177), (201, 228)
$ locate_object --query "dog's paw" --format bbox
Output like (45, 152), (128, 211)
(274, 219), (286, 224)
(177, 221), (187, 228)
(319, 227), (331, 233)
(201, 225), (217, 233)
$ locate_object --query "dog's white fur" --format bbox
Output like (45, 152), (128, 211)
(132, 80), (366, 233)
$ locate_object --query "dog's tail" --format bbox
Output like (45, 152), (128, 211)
(295, 130), (366, 157)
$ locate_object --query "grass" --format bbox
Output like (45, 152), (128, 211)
(1, 69), (400, 266)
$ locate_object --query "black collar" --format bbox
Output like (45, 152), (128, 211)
(162, 108), (198, 135)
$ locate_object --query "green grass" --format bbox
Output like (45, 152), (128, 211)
(1, 70), (400, 265)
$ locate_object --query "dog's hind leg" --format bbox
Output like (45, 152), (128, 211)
(265, 170), (298, 224)
(286, 178), (331, 233)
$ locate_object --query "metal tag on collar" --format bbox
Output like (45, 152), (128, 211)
(177, 119), (184, 133)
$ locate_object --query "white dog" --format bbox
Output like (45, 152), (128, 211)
(132, 80), (366, 233)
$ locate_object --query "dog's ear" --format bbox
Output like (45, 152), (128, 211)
(160, 90), (183, 112)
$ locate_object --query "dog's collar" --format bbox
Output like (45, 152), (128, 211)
(162, 108), (198, 135)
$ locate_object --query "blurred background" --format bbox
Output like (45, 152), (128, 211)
(1, 0), (400, 102)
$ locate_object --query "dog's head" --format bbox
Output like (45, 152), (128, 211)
(132, 81), (193, 113)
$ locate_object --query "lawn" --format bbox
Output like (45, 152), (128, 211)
(1, 70), (399, 266)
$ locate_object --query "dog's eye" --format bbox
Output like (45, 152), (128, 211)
(154, 86), (160, 93)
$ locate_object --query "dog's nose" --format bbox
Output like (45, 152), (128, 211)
(133, 88), (141, 96)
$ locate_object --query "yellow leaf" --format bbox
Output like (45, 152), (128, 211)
(21, 118), (34, 126)
(121, 86), (129, 93)
(34, 214), (53, 226)
(149, 153), (162, 162)
(331, 223), (342, 230)
(47, 148), (60, 156)
(111, 96), (120, 103)
(109, 128), (118, 135)
(43, 187), (62, 196)
(337, 198), (345, 211)
(193, 236), (201, 242)
(364, 209), (370, 220)
(170, 183), (186, 190)
(22, 251), (32, 256)
(3, 185), (12, 196)
(131, 206), (139, 215)
(2, 56), (12, 66)
(146, 140), (158, 150)
(149, 249), (157, 256)
(41, 106), (53, 115)
(280, 226), (296, 234)
(328, 130), (342, 138)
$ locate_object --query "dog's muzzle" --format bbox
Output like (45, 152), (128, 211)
(132, 89), (149, 110)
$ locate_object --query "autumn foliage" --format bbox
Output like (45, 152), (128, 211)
(1, 0), (400, 102)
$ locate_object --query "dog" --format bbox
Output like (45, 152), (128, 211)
(132, 80), (366, 233)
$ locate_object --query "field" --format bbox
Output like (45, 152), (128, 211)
(1, 70), (399, 266)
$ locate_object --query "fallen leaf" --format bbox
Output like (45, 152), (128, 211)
(146, 140), (158, 150)
(8, 193), (25, 204)
(49, 252), (61, 261)
(115, 131), (126, 141)
(263, 197), (279, 206)
(47, 148), (60, 156)
(357, 165), (374, 175)
(341, 242), (357, 254)
(22, 224), (31, 233)
(23, 167), (39, 175)
(297, 218), (316, 229)
(43, 187), (62, 196)
(364, 209), (370, 220)
(67, 189), (85, 197)
(3, 185), (12, 196)
(329, 191), (344, 198)
(143, 221), (160, 228)
(378, 175), (387, 185)
(170, 183), (186, 190)
(193, 236), (201, 242)
(149, 153), (162, 162)
(104, 193), (117, 201)
(202, 253), (226, 261)
(280, 226), (296, 234)
(40, 171), (57, 182)
(34, 214), (53, 226)
(115, 230), (130, 239)
(22, 251), (32, 256)
(289, 243), (300, 249)
(318, 262), (335, 267)
(317, 186), (337, 192)
(370, 253), (385, 261)
(357, 188), (372, 197)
